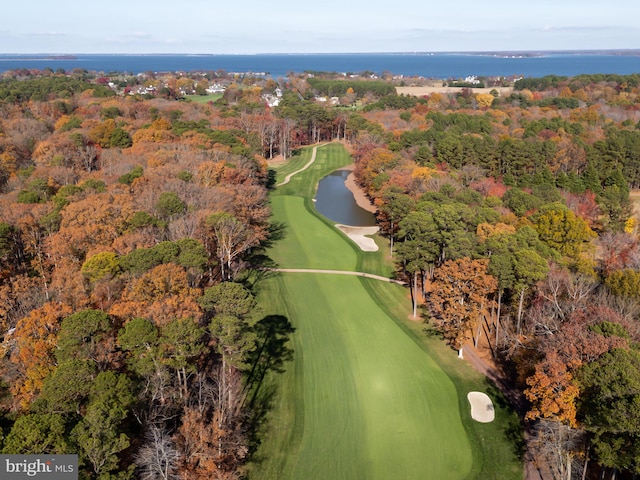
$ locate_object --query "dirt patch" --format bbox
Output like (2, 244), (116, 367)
(342, 164), (377, 214)
(267, 154), (286, 167)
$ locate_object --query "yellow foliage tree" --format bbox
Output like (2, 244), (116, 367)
(411, 166), (437, 182)
(476, 222), (516, 241)
(475, 93), (495, 109)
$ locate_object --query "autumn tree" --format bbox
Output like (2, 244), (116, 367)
(202, 212), (260, 282)
(81, 251), (121, 283)
(8, 302), (72, 410)
(475, 93), (495, 110)
(355, 147), (399, 194)
(533, 202), (596, 275)
(110, 263), (202, 326)
(425, 258), (497, 353)
(597, 231), (640, 276)
(525, 351), (580, 427)
(173, 368), (247, 479)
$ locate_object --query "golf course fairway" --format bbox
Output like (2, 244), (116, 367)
(248, 144), (516, 479)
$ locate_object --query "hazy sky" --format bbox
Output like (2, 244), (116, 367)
(3, 0), (640, 54)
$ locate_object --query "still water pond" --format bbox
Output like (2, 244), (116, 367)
(314, 170), (376, 226)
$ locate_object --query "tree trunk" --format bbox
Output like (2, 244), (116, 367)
(412, 270), (418, 318)
(516, 288), (526, 336)
(181, 366), (188, 399)
(495, 290), (502, 353)
(581, 447), (589, 480)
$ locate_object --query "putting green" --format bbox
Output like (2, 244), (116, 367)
(250, 144), (475, 479)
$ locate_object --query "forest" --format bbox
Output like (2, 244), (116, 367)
(1, 67), (640, 479)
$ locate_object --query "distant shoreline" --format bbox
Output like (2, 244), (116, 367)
(2, 49), (640, 57)
(2, 52), (638, 78)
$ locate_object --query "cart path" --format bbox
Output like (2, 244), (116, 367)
(269, 268), (406, 285)
(276, 143), (327, 186)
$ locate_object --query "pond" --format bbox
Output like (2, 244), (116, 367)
(314, 169), (376, 226)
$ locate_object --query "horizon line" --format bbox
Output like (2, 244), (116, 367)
(2, 48), (640, 56)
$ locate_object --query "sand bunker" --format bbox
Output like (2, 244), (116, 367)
(467, 392), (495, 423)
(335, 224), (380, 252)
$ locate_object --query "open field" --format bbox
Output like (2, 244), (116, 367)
(396, 85), (514, 97)
(248, 143), (522, 479)
(184, 93), (223, 103)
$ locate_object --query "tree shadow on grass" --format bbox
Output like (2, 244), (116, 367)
(484, 378), (527, 461)
(267, 169), (278, 189)
(243, 221), (288, 281)
(244, 315), (295, 457)
(247, 315), (295, 389)
(262, 221), (288, 249)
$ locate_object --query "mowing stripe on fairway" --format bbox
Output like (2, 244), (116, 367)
(255, 272), (473, 479)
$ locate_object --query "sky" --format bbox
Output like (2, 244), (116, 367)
(3, 0), (640, 54)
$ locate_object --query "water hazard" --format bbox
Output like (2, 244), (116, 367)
(314, 170), (376, 226)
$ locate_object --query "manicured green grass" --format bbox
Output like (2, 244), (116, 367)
(268, 196), (358, 271)
(272, 143), (352, 198)
(251, 274), (473, 480)
(248, 143), (523, 479)
(361, 278), (525, 480)
(184, 93), (223, 103)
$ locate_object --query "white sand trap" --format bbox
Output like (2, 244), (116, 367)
(335, 224), (379, 252)
(467, 392), (495, 423)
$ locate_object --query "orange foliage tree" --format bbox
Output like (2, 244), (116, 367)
(524, 351), (579, 427)
(426, 258), (497, 351)
(7, 302), (73, 410)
